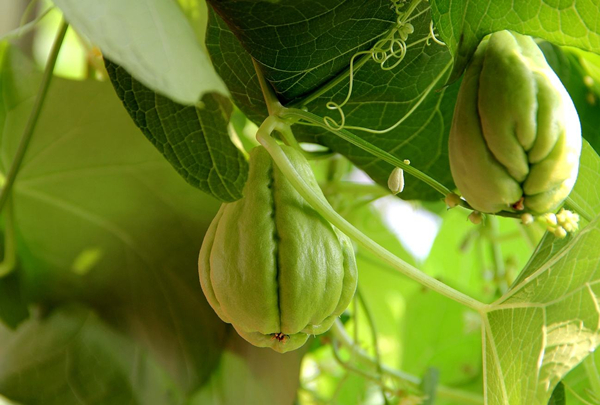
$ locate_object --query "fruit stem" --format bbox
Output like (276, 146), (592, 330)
(256, 117), (487, 313)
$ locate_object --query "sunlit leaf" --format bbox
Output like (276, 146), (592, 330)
(482, 217), (600, 404)
(53, 0), (228, 104)
(430, 0), (600, 81)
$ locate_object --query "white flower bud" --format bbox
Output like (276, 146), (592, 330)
(388, 167), (405, 194)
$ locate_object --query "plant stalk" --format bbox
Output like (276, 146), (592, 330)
(0, 19), (68, 214)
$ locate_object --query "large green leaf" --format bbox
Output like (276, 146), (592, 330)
(569, 141), (600, 221)
(0, 305), (183, 405)
(430, 0), (600, 81)
(402, 291), (482, 386)
(105, 60), (248, 202)
(205, 11), (268, 125)
(52, 0), (228, 104)
(482, 216), (600, 404)
(207, 5), (460, 200)
(0, 45), (226, 392)
(208, 0), (397, 103)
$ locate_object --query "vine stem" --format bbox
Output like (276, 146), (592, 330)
(256, 116), (487, 313)
(279, 107), (452, 197)
(277, 107), (525, 220)
(330, 320), (485, 404)
(487, 216), (508, 294)
(0, 19), (69, 215)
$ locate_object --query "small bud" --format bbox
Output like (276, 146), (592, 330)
(554, 226), (567, 239)
(521, 213), (534, 225)
(398, 23), (415, 41)
(403, 159), (411, 165)
(444, 193), (461, 209)
(468, 211), (483, 225)
(556, 209), (580, 232)
(542, 213), (557, 226)
(388, 167), (405, 194)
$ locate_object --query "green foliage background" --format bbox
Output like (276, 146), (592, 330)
(1, 0), (600, 404)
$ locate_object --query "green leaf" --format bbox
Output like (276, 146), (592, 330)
(403, 291), (481, 387)
(190, 330), (305, 405)
(207, 5), (460, 200)
(343, 201), (417, 369)
(105, 60), (248, 202)
(568, 141), (600, 221)
(430, 0), (600, 81)
(0, 270), (28, 330)
(482, 216), (600, 404)
(0, 45), (226, 391)
(0, 305), (183, 405)
(52, 0), (228, 104)
(207, 0), (397, 103)
(205, 10), (268, 125)
(547, 382), (566, 405)
(540, 43), (600, 153)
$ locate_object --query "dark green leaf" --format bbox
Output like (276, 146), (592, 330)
(207, 0), (397, 103)
(541, 43), (600, 153)
(105, 59), (248, 202)
(548, 382), (566, 405)
(205, 9), (269, 124)
(430, 0), (600, 81)
(0, 270), (28, 329)
(0, 305), (183, 405)
(207, 5), (460, 200)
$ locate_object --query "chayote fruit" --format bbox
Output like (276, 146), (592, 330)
(199, 145), (357, 353)
(449, 30), (582, 214)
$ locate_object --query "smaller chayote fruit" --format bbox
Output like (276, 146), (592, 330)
(449, 30), (582, 214)
(199, 145), (357, 353)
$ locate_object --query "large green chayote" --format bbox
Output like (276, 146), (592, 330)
(199, 145), (357, 353)
(449, 30), (582, 214)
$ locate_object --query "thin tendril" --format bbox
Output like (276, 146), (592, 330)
(429, 20), (446, 46)
(321, 0), (447, 133)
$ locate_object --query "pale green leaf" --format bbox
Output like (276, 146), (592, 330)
(482, 217), (600, 404)
(190, 331), (304, 405)
(0, 305), (182, 405)
(0, 44), (226, 392)
(52, 0), (228, 104)
(403, 291), (482, 386)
